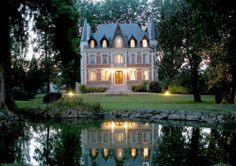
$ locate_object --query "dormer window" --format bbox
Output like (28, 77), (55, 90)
(102, 40), (108, 48)
(130, 39), (135, 48)
(115, 36), (122, 48)
(142, 39), (148, 48)
(90, 40), (95, 48)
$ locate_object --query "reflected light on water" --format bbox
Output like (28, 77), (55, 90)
(131, 148), (137, 158)
(103, 148), (109, 158)
(117, 148), (123, 160)
(143, 147), (149, 159)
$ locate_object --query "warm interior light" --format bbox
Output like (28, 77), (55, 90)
(143, 147), (149, 159)
(164, 91), (170, 96)
(91, 148), (96, 157)
(103, 148), (109, 158)
(117, 148), (123, 160)
(131, 148), (137, 158)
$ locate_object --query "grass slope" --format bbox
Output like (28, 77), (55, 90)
(80, 94), (236, 112)
(16, 93), (236, 113)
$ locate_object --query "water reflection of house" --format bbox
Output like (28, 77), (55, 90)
(81, 121), (159, 166)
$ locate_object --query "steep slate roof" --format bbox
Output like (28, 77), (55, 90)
(92, 23), (148, 48)
(149, 20), (156, 40)
(81, 18), (88, 42)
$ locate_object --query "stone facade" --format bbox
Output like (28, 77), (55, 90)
(80, 19), (158, 89)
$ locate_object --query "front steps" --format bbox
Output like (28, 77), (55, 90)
(106, 85), (132, 94)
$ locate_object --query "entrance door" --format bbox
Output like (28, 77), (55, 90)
(115, 71), (123, 84)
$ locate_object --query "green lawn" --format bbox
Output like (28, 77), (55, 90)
(16, 93), (236, 112)
(80, 93), (236, 112)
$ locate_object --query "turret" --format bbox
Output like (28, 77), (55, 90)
(147, 19), (157, 49)
(80, 18), (90, 84)
(80, 18), (91, 52)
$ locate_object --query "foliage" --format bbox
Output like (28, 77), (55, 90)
(12, 57), (46, 99)
(187, 0), (236, 103)
(78, 0), (152, 31)
(157, 0), (205, 102)
(79, 84), (87, 94)
(13, 87), (34, 100)
(131, 81), (149, 92)
(79, 84), (107, 93)
(149, 81), (162, 93)
(48, 96), (102, 113)
(43, 92), (62, 103)
(169, 85), (190, 94)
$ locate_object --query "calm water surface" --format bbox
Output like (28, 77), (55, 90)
(0, 119), (236, 166)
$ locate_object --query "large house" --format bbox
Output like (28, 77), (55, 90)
(80, 19), (158, 89)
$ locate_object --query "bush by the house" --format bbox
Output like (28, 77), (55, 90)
(169, 85), (190, 94)
(149, 81), (162, 93)
(13, 87), (35, 100)
(131, 81), (149, 92)
(43, 92), (62, 103)
(79, 84), (87, 93)
(79, 84), (107, 93)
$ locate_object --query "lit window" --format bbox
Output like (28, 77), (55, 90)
(102, 40), (107, 48)
(142, 39), (148, 47)
(90, 40), (95, 48)
(114, 54), (123, 64)
(102, 54), (108, 64)
(102, 71), (110, 81)
(90, 71), (96, 81)
(144, 70), (149, 80)
(115, 36), (122, 48)
(90, 55), (96, 64)
(130, 70), (137, 80)
(130, 39), (135, 47)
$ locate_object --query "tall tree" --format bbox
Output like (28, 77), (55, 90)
(158, 0), (205, 102)
(187, 0), (236, 103)
(0, 0), (28, 110)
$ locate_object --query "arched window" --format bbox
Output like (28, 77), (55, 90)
(102, 71), (110, 81)
(102, 40), (107, 48)
(142, 39), (148, 48)
(90, 40), (95, 48)
(114, 54), (123, 64)
(143, 70), (149, 80)
(129, 70), (137, 80)
(130, 39), (135, 47)
(115, 36), (122, 48)
(90, 71), (96, 80)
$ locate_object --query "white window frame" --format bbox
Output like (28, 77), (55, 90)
(89, 54), (96, 64)
(102, 54), (109, 64)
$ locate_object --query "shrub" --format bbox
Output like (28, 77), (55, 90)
(80, 84), (107, 93)
(43, 92), (62, 103)
(13, 87), (35, 100)
(169, 85), (189, 94)
(79, 84), (87, 93)
(149, 81), (162, 93)
(131, 81), (149, 92)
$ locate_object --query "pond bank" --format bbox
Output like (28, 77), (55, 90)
(16, 108), (236, 124)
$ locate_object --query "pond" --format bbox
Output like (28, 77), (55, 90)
(0, 119), (236, 166)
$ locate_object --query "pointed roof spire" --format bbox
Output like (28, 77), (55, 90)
(149, 19), (156, 40)
(81, 18), (88, 42)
